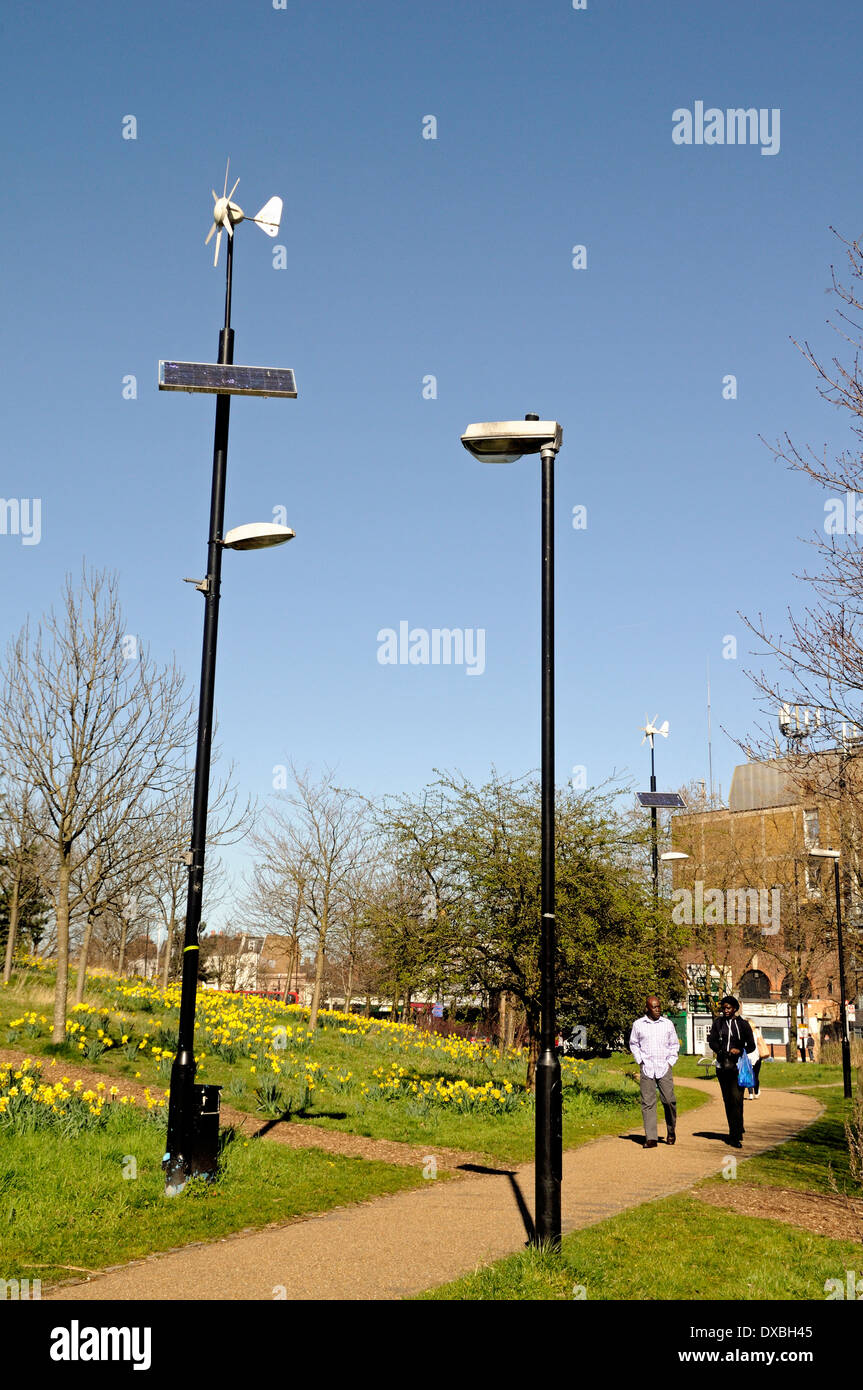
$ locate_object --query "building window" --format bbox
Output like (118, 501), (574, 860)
(738, 969), (771, 1000)
(805, 860), (822, 898)
(803, 809), (820, 847)
(828, 979), (834, 994)
(781, 974), (812, 1001)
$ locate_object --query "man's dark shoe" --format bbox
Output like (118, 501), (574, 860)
(644, 1139), (658, 1149)
(666, 1131), (676, 1145)
(729, 1139), (742, 1148)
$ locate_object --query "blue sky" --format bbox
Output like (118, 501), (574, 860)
(3, 0), (862, 921)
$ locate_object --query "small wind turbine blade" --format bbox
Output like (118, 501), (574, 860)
(227, 176), (240, 202)
(658, 720), (669, 738)
(212, 190), (218, 202)
(224, 218), (233, 238)
(205, 222), (216, 246)
(213, 227), (223, 267)
(223, 158), (230, 197)
(253, 196), (282, 235)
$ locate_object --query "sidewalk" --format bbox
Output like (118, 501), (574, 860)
(47, 1078), (821, 1301)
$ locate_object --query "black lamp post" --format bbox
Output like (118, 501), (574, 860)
(810, 847), (853, 1099)
(159, 205), (297, 1196)
(461, 414), (563, 1249)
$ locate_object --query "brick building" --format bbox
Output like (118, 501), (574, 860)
(668, 753), (862, 1057)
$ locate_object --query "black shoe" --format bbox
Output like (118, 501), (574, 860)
(666, 1131), (676, 1145)
(644, 1139), (658, 1149)
(729, 1139), (742, 1149)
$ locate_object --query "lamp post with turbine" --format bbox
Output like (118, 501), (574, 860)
(158, 167), (298, 1195)
(460, 414), (563, 1249)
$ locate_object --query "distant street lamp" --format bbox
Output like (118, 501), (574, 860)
(809, 848), (853, 1098)
(639, 718), (669, 903)
(461, 414), (563, 1250)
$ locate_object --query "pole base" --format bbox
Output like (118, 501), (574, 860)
(163, 1153), (188, 1198)
(534, 1047), (562, 1249)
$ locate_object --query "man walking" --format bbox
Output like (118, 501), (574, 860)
(629, 995), (679, 1149)
(707, 995), (755, 1148)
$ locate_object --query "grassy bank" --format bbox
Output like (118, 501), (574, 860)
(0, 966), (707, 1162)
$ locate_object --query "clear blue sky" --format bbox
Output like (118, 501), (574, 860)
(3, 0), (862, 921)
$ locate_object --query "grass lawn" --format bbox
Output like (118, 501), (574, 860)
(0, 968), (708, 1162)
(0, 1103), (428, 1290)
(417, 1193), (863, 1300)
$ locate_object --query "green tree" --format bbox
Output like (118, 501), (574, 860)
(382, 771), (689, 1087)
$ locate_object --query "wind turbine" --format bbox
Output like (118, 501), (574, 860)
(205, 159), (283, 267)
(640, 715), (669, 748)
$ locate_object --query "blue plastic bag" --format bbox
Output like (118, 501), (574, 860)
(737, 1051), (755, 1088)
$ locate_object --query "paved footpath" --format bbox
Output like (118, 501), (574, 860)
(47, 1079), (820, 1302)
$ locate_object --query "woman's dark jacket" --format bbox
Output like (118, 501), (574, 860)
(707, 1015), (755, 1070)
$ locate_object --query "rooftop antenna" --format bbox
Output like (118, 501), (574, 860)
(707, 661), (714, 805)
(205, 157), (283, 268)
(778, 704), (822, 749)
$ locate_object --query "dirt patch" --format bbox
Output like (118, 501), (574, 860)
(0, 1048), (490, 1173)
(693, 1180), (863, 1243)
(0, 1049), (163, 1103)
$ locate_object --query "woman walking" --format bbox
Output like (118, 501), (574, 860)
(707, 996), (755, 1147)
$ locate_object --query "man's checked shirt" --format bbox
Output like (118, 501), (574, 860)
(629, 1014), (679, 1079)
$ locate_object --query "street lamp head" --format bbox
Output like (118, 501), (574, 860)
(660, 851), (690, 861)
(222, 522), (295, 551)
(460, 416), (563, 464)
(809, 847), (841, 860)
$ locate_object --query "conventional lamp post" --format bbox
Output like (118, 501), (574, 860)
(660, 850), (689, 885)
(159, 178), (297, 1196)
(809, 848), (853, 1099)
(461, 414), (563, 1249)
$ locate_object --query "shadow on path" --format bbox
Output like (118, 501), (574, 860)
(456, 1163), (536, 1243)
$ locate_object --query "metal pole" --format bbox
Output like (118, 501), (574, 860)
(534, 437), (562, 1249)
(650, 739), (658, 904)
(164, 233), (235, 1190)
(834, 857), (853, 1099)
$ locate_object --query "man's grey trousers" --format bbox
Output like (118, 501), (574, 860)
(639, 1068), (677, 1141)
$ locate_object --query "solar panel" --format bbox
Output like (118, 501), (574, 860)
(636, 792), (686, 809)
(158, 361), (298, 398)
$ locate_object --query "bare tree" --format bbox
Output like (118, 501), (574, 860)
(0, 567), (194, 1041)
(254, 766), (372, 1030)
(328, 859), (382, 1011)
(139, 767), (253, 990)
(241, 822), (312, 1001)
(0, 780), (53, 982)
(744, 232), (863, 760)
